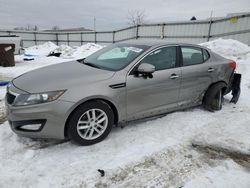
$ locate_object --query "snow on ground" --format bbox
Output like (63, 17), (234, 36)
(184, 160), (250, 188)
(0, 39), (250, 187)
(0, 56), (70, 78)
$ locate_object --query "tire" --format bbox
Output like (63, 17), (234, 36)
(203, 82), (226, 112)
(67, 100), (114, 146)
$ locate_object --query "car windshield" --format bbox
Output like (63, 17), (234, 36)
(84, 43), (150, 71)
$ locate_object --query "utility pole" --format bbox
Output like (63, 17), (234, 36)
(207, 10), (213, 42)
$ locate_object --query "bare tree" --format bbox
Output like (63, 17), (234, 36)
(25, 24), (33, 31)
(127, 10), (147, 26)
(13, 26), (25, 30)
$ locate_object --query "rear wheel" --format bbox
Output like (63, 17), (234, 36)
(203, 83), (226, 111)
(68, 100), (114, 145)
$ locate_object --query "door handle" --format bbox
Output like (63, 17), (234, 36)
(208, 68), (215, 72)
(169, 74), (179, 79)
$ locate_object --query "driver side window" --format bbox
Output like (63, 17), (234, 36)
(140, 46), (177, 71)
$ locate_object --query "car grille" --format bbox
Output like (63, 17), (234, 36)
(6, 92), (16, 104)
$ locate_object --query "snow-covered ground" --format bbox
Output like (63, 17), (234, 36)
(0, 39), (250, 187)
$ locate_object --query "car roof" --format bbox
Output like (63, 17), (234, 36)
(120, 40), (210, 50)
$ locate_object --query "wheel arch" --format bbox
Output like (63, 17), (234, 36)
(64, 97), (119, 138)
(202, 80), (228, 103)
(208, 81), (228, 94)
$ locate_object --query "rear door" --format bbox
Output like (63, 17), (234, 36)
(126, 46), (182, 121)
(179, 46), (214, 107)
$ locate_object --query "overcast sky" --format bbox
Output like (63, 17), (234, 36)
(0, 0), (249, 31)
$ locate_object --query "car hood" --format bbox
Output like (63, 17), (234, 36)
(12, 61), (115, 93)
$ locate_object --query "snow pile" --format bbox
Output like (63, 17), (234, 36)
(54, 43), (103, 59)
(72, 43), (103, 59)
(53, 44), (74, 58)
(25, 42), (58, 56)
(24, 42), (103, 59)
(200, 38), (250, 60)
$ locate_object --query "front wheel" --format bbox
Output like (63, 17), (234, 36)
(68, 100), (114, 145)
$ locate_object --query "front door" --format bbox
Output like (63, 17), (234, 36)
(126, 46), (182, 121)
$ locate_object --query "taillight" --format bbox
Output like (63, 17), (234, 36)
(229, 61), (236, 69)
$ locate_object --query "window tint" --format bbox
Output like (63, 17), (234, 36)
(203, 49), (210, 61)
(181, 47), (203, 66)
(140, 46), (177, 71)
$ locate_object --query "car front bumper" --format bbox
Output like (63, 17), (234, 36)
(5, 89), (74, 140)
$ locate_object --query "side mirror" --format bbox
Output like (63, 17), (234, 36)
(137, 63), (155, 74)
(135, 63), (155, 79)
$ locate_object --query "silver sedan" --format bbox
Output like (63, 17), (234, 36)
(5, 41), (241, 145)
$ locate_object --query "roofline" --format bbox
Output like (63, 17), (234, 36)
(118, 40), (209, 50)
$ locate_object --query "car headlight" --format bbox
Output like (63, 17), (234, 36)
(13, 90), (66, 106)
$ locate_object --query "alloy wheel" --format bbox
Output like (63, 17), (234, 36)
(76, 108), (108, 140)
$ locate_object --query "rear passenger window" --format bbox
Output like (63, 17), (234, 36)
(181, 47), (203, 66)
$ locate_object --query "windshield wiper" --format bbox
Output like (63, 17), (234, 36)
(78, 59), (100, 69)
(83, 62), (100, 69)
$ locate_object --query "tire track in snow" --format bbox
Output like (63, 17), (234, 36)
(94, 146), (220, 188)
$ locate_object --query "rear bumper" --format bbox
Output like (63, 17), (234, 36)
(229, 73), (241, 104)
